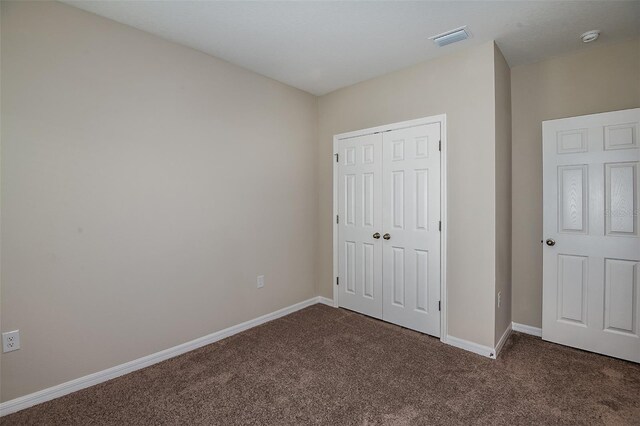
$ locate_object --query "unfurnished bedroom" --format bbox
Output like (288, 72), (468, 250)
(1, 1), (639, 424)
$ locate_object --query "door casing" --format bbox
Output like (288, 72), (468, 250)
(332, 114), (448, 341)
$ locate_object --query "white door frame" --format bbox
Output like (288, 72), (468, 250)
(332, 114), (448, 341)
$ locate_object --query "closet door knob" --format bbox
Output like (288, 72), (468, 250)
(383, 233), (391, 240)
(373, 232), (381, 239)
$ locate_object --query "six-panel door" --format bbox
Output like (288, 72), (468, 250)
(337, 122), (441, 337)
(381, 124), (441, 336)
(542, 108), (640, 363)
(338, 133), (384, 318)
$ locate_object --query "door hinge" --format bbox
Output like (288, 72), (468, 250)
(336, 215), (339, 224)
(336, 277), (339, 286)
(438, 301), (441, 311)
(439, 140), (441, 151)
(335, 153), (339, 163)
(439, 221), (441, 231)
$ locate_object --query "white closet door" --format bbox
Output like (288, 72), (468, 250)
(382, 124), (441, 336)
(543, 108), (640, 363)
(338, 133), (383, 318)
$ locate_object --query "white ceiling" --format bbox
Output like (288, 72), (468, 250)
(62, 1), (640, 96)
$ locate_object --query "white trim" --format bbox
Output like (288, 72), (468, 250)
(512, 322), (542, 337)
(494, 323), (512, 357)
(332, 135), (340, 308)
(333, 116), (445, 140)
(439, 115), (448, 341)
(317, 297), (335, 307)
(443, 335), (496, 359)
(445, 323), (512, 360)
(0, 297), (324, 416)
(332, 115), (448, 339)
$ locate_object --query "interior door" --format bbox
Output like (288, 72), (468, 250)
(338, 133), (383, 318)
(542, 108), (640, 363)
(382, 123), (441, 336)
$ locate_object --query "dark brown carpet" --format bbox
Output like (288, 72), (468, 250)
(2, 304), (639, 425)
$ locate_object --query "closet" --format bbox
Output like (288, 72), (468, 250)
(334, 117), (444, 336)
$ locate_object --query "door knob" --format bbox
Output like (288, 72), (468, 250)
(546, 239), (555, 246)
(373, 232), (381, 239)
(383, 233), (391, 240)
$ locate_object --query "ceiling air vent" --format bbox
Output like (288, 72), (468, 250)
(429, 26), (469, 47)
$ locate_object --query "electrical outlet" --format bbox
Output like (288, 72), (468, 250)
(257, 275), (265, 289)
(2, 330), (20, 353)
(497, 291), (502, 308)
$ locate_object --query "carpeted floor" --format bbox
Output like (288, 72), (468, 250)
(2, 304), (639, 425)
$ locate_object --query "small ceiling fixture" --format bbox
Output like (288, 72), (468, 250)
(429, 26), (470, 47)
(580, 30), (600, 43)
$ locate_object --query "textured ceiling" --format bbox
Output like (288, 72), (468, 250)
(62, 1), (640, 95)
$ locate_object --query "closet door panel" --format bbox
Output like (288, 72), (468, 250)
(382, 123), (441, 337)
(337, 133), (383, 318)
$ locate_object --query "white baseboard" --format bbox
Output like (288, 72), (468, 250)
(317, 296), (334, 306)
(512, 322), (542, 337)
(445, 326), (513, 360)
(494, 323), (512, 358)
(0, 296), (324, 417)
(0, 299), (537, 416)
(444, 335), (496, 359)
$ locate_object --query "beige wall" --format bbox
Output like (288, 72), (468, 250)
(493, 45), (512, 344)
(9, 0), (635, 404)
(0, 1), (317, 401)
(317, 42), (501, 348)
(511, 38), (640, 328)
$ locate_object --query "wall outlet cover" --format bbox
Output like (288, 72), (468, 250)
(257, 275), (265, 289)
(2, 330), (21, 353)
